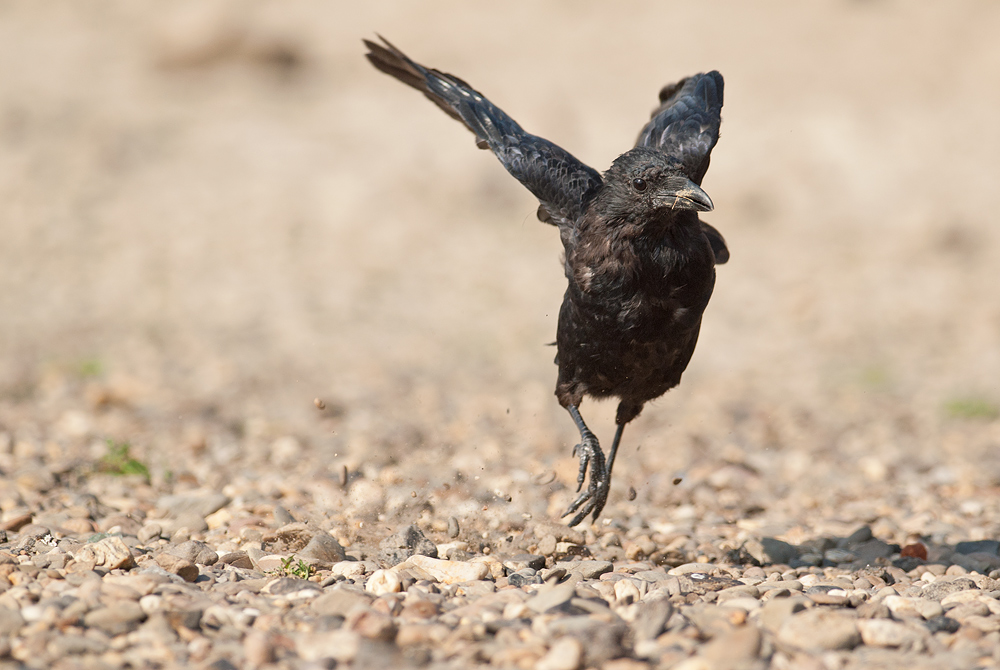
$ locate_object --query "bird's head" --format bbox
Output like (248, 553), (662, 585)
(596, 148), (713, 222)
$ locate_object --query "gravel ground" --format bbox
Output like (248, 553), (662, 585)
(2, 2), (1000, 669)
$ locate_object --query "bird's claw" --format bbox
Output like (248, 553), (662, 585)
(562, 433), (609, 526)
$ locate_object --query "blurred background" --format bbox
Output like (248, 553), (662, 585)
(1, 1), (999, 530)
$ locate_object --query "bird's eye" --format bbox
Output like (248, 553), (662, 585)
(632, 178), (647, 192)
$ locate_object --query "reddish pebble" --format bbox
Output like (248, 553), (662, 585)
(901, 542), (928, 560)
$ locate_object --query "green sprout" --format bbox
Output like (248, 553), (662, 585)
(944, 397), (999, 420)
(272, 555), (315, 580)
(100, 440), (151, 481)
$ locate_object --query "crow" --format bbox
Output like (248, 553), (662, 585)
(364, 36), (728, 526)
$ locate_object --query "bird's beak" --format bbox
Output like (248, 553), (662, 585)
(658, 176), (714, 212)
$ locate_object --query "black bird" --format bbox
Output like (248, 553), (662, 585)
(364, 36), (728, 526)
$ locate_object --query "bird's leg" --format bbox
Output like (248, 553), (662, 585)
(561, 404), (609, 526)
(606, 422), (626, 480)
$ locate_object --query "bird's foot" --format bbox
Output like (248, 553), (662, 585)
(562, 432), (609, 526)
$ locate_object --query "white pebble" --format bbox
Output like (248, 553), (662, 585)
(614, 578), (641, 604)
(365, 569), (402, 596)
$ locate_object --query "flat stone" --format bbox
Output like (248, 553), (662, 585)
(83, 601), (147, 636)
(940, 590), (986, 607)
(158, 492), (230, 519)
(777, 608), (861, 651)
(219, 551), (254, 569)
(946, 601), (990, 620)
(668, 562), (718, 575)
(312, 588), (373, 617)
(527, 581), (577, 613)
(851, 539), (896, 566)
(556, 560), (612, 579)
(392, 554), (489, 584)
(72, 536), (136, 570)
(857, 619), (923, 647)
(808, 593), (850, 606)
(299, 532), (346, 566)
(955, 540), (1000, 556)
(154, 552), (199, 582)
(922, 578), (978, 601)
(884, 595), (943, 620)
(166, 540), (219, 565)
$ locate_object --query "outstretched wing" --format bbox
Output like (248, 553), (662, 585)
(635, 72), (723, 186)
(364, 36), (602, 228)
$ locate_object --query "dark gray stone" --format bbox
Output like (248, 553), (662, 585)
(508, 571), (543, 587)
(447, 517), (460, 539)
(759, 537), (798, 565)
(852, 539), (895, 566)
(299, 532), (346, 567)
(844, 526), (874, 548)
(377, 525), (437, 567)
(955, 540), (1000, 556)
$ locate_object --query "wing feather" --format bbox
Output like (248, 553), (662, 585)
(635, 72), (723, 185)
(365, 36), (602, 228)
